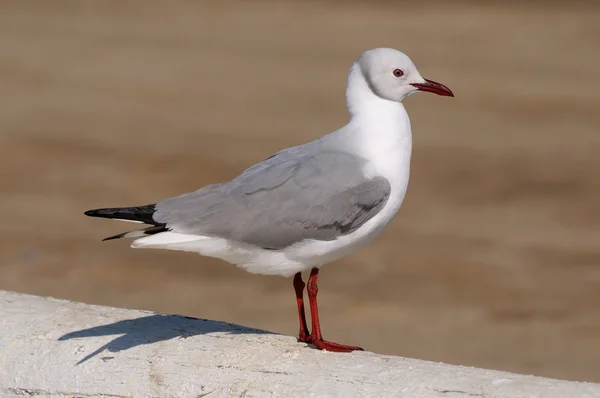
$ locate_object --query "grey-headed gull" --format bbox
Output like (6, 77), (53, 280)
(85, 48), (454, 352)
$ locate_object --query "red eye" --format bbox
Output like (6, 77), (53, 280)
(393, 69), (404, 77)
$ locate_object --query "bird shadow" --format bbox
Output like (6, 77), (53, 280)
(58, 313), (274, 365)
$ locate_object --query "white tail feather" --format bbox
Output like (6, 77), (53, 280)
(131, 232), (203, 249)
(123, 230), (148, 238)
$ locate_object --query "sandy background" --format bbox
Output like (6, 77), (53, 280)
(1, 0), (599, 382)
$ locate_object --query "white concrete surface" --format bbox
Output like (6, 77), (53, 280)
(0, 291), (598, 398)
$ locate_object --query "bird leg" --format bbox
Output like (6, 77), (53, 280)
(305, 267), (363, 352)
(293, 272), (310, 342)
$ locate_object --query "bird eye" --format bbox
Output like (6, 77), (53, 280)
(393, 69), (404, 77)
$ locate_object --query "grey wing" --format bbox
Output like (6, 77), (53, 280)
(153, 149), (391, 250)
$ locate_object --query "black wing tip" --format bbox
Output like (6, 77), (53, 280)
(102, 233), (126, 242)
(84, 209), (99, 217)
(84, 208), (115, 218)
(83, 205), (158, 224)
(101, 225), (168, 242)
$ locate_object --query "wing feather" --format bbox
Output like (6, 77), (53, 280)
(153, 149), (391, 249)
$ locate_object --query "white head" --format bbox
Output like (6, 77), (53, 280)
(346, 48), (453, 112)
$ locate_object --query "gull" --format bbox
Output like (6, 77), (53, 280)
(84, 48), (453, 352)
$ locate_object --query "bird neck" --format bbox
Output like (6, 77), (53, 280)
(343, 63), (412, 182)
(345, 63), (411, 140)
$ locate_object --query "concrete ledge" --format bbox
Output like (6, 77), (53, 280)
(1, 291), (599, 398)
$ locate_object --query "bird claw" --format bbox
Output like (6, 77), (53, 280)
(301, 335), (364, 353)
(298, 332), (310, 344)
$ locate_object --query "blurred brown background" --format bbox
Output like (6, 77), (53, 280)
(1, 0), (599, 383)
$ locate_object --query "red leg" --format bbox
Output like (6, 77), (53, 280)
(293, 272), (310, 342)
(305, 267), (363, 352)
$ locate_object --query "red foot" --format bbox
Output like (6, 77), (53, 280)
(307, 338), (364, 353)
(298, 331), (310, 344)
(294, 268), (364, 353)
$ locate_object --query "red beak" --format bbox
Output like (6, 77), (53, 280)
(411, 78), (454, 97)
